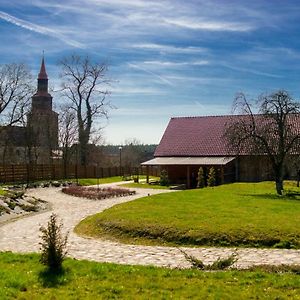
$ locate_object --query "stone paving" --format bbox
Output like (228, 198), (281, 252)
(0, 183), (299, 269)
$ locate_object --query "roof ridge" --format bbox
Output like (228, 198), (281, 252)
(171, 115), (236, 119)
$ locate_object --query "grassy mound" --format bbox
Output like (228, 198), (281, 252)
(0, 252), (299, 299)
(75, 182), (300, 248)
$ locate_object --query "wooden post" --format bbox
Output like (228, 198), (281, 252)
(75, 164), (78, 184)
(146, 165), (149, 183)
(186, 165), (190, 189)
(235, 157), (239, 182)
(12, 165), (14, 183)
(221, 166), (224, 184)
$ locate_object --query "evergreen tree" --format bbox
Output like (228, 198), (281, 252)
(207, 167), (216, 187)
(197, 167), (205, 188)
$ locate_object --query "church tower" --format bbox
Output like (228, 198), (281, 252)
(27, 56), (58, 156)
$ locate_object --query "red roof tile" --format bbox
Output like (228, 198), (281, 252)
(154, 115), (300, 157)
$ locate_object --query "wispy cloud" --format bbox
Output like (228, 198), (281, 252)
(222, 63), (283, 79)
(164, 18), (254, 32)
(143, 60), (209, 67)
(0, 10), (84, 48)
(130, 43), (207, 54)
(112, 86), (165, 95)
(128, 63), (174, 86)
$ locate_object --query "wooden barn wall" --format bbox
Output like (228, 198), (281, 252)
(237, 155), (298, 182)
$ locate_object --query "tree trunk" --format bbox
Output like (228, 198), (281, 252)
(275, 178), (283, 195)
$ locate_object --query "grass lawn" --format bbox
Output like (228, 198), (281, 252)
(119, 176), (169, 189)
(72, 176), (124, 186)
(0, 252), (299, 299)
(75, 181), (300, 248)
(120, 182), (169, 189)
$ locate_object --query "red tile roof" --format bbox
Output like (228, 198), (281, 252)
(154, 114), (300, 157)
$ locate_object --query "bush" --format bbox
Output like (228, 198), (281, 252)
(197, 167), (205, 188)
(51, 181), (61, 187)
(39, 214), (68, 272)
(207, 167), (216, 187)
(160, 169), (169, 186)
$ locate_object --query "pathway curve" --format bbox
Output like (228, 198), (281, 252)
(0, 183), (299, 269)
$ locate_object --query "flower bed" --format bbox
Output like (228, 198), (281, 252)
(62, 186), (136, 200)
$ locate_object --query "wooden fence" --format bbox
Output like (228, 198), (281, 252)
(0, 164), (160, 183)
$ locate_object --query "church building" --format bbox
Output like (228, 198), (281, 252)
(0, 57), (59, 164)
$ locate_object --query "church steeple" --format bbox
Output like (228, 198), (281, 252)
(37, 55), (48, 93)
(32, 55), (52, 111)
(38, 56), (48, 80)
(28, 55), (58, 150)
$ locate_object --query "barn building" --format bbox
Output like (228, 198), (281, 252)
(142, 116), (298, 188)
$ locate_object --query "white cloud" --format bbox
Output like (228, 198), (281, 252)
(130, 43), (207, 54)
(143, 60), (209, 67)
(128, 63), (174, 86)
(164, 18), (254, 32)
(0, 10), (84, 48)
(222, 63), (283, 79)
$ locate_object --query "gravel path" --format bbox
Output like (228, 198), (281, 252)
(0, 183), (299, 269)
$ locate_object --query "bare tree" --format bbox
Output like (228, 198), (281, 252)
(0, 63), (33, 126)
(59, 55), (111, 165)
(122, 138), (145, 168)
(226, 90), (300, 195)
(58, 105), (77, 176)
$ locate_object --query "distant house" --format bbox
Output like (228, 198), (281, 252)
(142, 115), (299, 188)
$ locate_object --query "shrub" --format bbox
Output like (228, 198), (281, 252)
(209, 254), (237, 270)
(181, 250), (237, 270)
(51, 181), (61, 187)
(39, 214), (68, 272)
(160, 169), (169, 186)
(133, 175), (139, 183)
(207, 167), (216, 187)
(0, 204), (10, 215)
(8, 191), (25, 200)
(197, 167), (205, 188)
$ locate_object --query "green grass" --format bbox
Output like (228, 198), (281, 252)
(0, 188), (8, 196)
(119, 176), (169, 189)
(75, 181), (300, 248)
(72, 176), (124, 186)
(120, 182), (169, 189)
(0, 252), (299, 299)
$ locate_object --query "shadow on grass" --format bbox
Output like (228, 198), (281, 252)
(38, 267), (69, 288)
(243, 193), (300, 201)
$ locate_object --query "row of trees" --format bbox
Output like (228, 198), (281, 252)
(1, 57), (300, 195)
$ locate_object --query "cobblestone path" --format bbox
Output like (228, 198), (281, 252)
(0, 184), (299, 269)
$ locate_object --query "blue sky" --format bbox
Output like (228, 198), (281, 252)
(1, 0), (300, 144)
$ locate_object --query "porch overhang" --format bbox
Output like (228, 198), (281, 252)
(141, 156), (236, 166)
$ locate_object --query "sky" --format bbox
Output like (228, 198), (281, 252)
(1, 0), (300, 145)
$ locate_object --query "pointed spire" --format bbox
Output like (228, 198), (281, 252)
(38, 53), (48, 80)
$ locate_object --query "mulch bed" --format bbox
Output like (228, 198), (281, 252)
(62, 186), (136, 200)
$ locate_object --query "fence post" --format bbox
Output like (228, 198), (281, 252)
(75, 164), (78, 184)
(11, 165), (14, 183)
